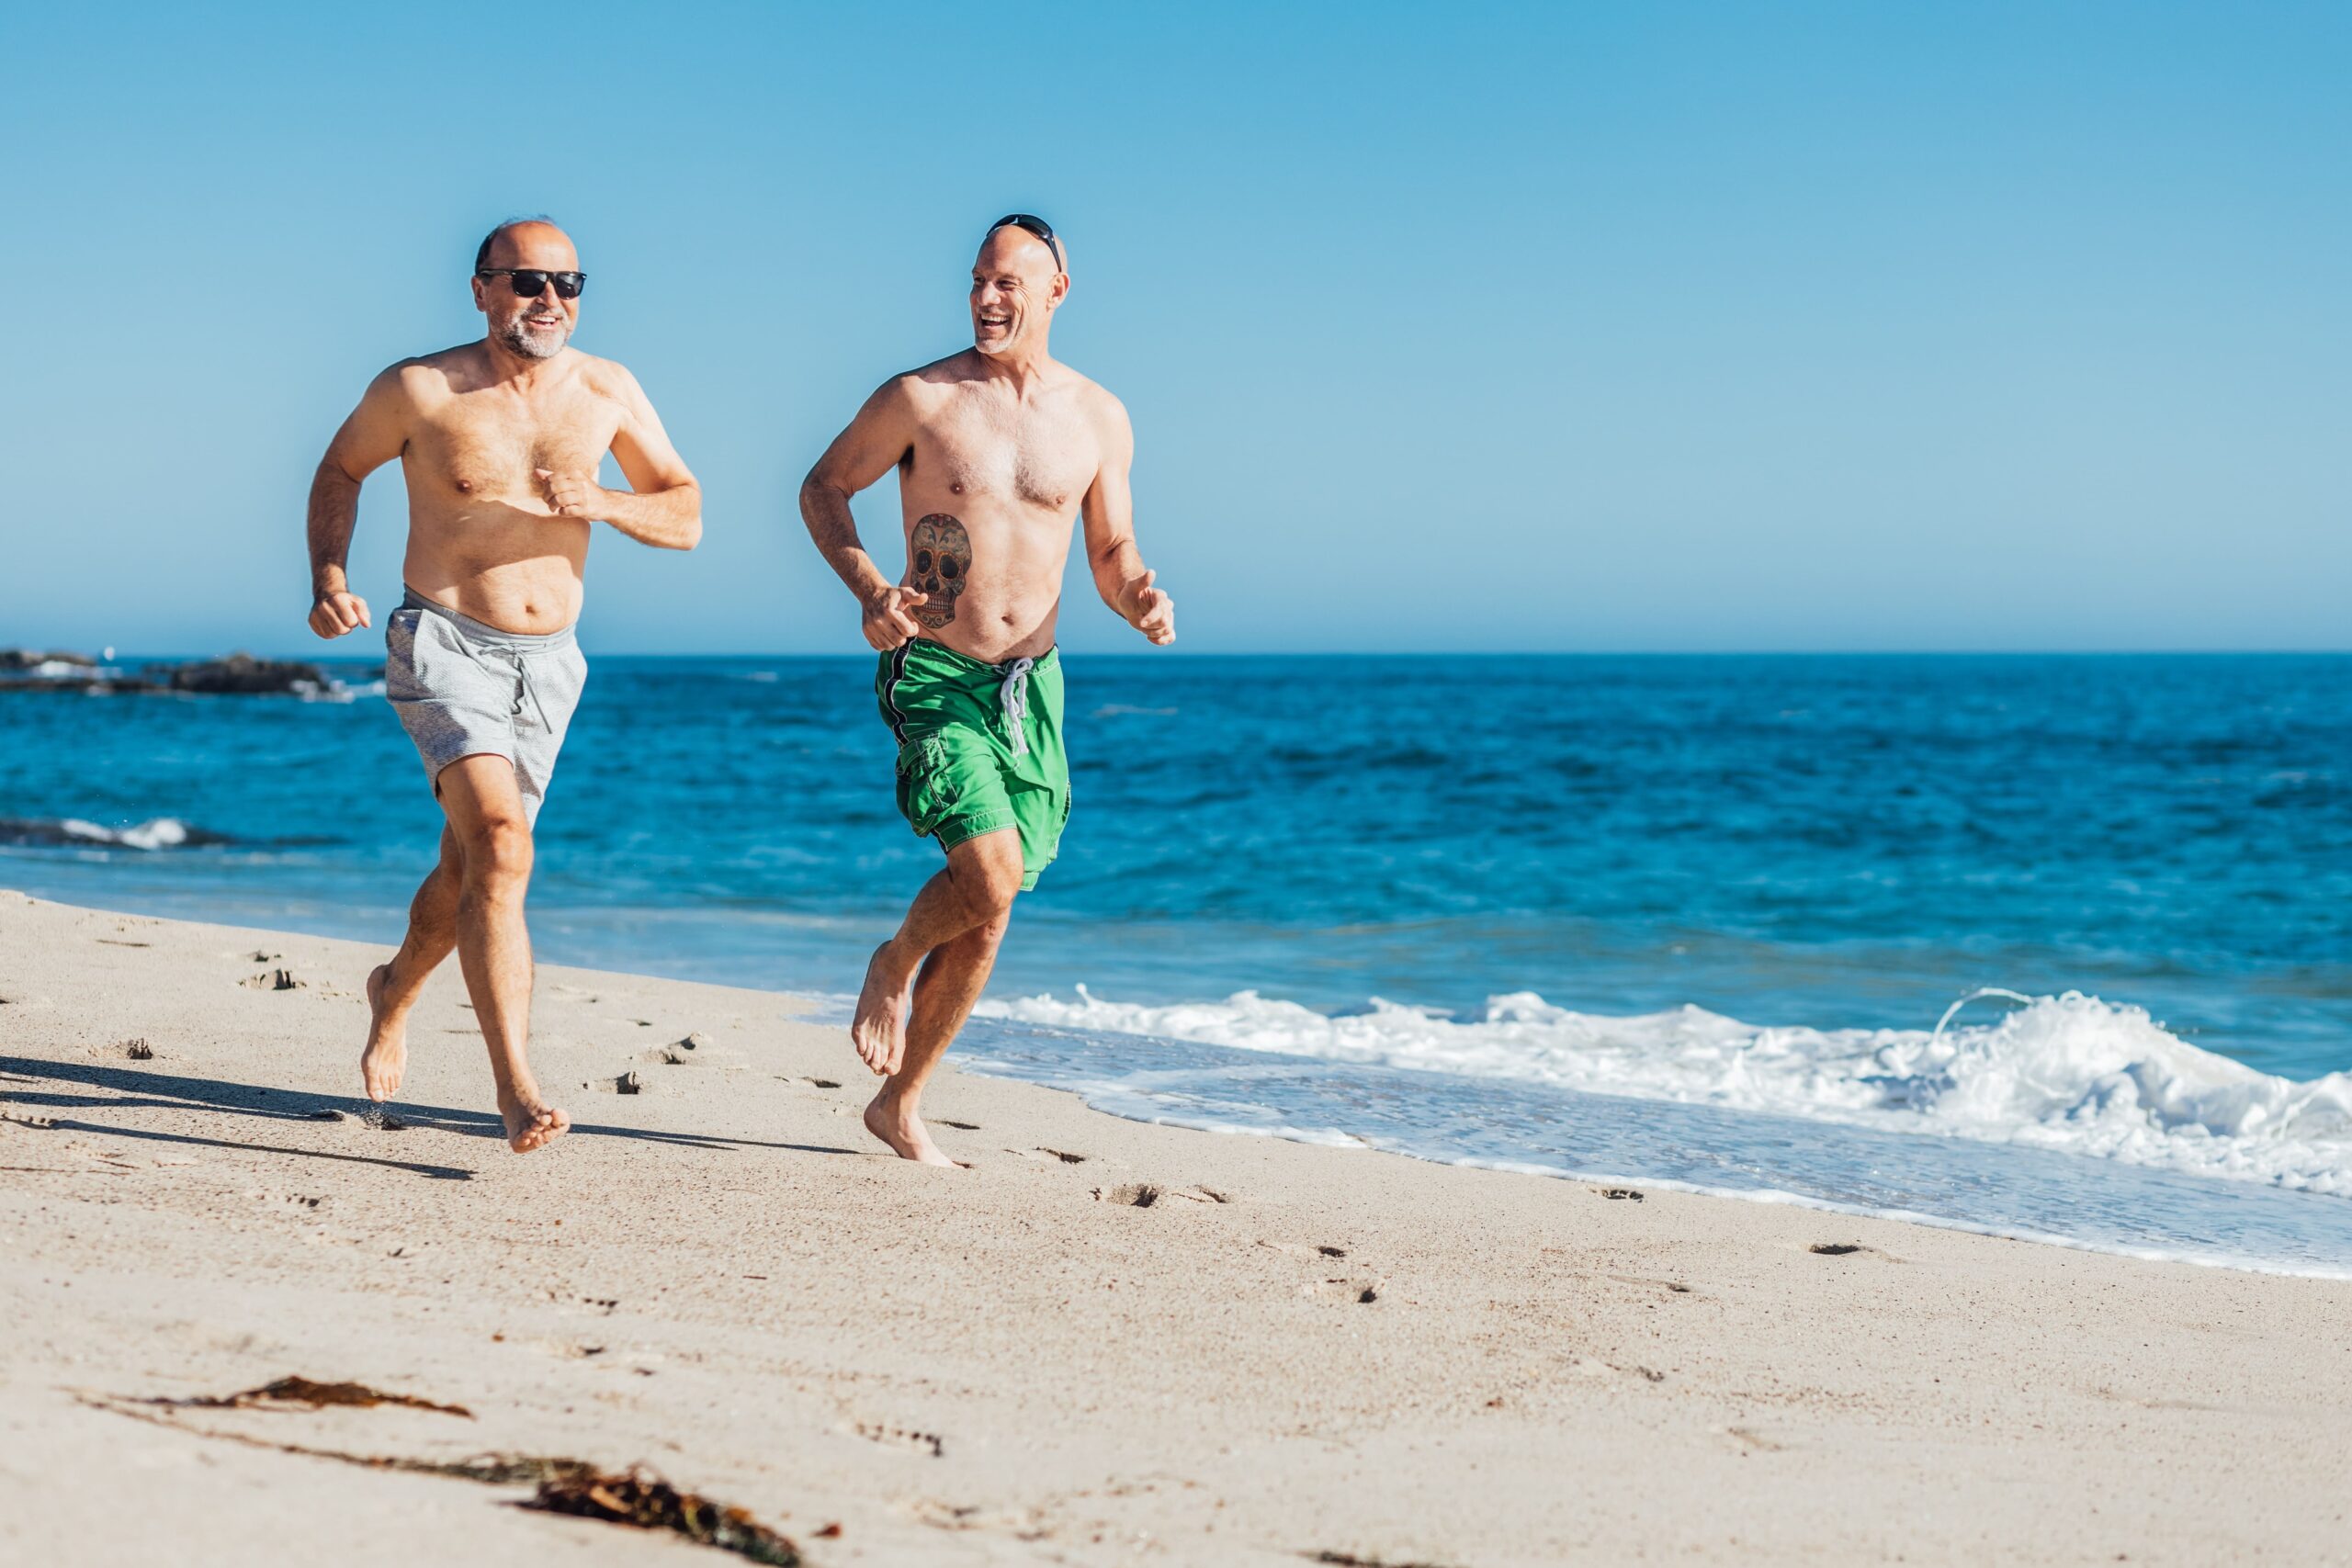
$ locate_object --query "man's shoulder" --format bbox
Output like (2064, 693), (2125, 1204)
(902, 350), (987, 393)
(569, 349), (648, 403)
(1063, 367), (1128, 431)
(371, 343), (489, 404)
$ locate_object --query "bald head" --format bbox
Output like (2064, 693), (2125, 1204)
(977, 221), (1066, 282)
(475, 218), (577, 275)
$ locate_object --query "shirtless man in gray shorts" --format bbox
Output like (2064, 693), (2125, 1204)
(305, 218), (702, 1152)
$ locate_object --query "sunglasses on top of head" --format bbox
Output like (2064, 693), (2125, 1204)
(476, 268), (587, 299)
(988, 213), (1063, 271)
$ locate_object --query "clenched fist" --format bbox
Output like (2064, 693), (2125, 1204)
(536, 468), (610, 520)
(1125, 570), (1175, 646)
(863, 583), (931, 650)
(309, 589), (372, 639)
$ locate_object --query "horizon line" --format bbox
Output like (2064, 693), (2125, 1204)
(38, 646), (2352, 661)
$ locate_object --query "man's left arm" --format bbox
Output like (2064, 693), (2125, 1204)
(538, 365), (703, 549)
(1081, 395), (1174, 646)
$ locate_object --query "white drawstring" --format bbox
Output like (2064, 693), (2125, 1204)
(999, 657), (1035, 758)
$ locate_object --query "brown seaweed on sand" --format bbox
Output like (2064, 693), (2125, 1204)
(84, 1393), (799, 1563)
(527, 1464), (802, 1563)
(162, 1376), (474, 1417)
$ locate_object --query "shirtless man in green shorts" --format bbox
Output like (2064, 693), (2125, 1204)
(800, 215), (1177, 1165)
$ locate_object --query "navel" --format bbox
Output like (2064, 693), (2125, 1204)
(950, 481), (965, 495)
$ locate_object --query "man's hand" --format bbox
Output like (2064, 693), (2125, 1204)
(863, 584), (930, 651)
(1124, 570), (1176, 646)
(536, 468), (611, 520)
(308, 589), (372, 640)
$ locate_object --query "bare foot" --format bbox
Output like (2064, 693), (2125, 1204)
(864, 1094), (957, 1168)
(850, 943), (915, 1076)
(497, 1087), (571, 1154)
(360, 963), (408, 1102)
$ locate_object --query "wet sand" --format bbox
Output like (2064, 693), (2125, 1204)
(2, 890), (2346, 1565)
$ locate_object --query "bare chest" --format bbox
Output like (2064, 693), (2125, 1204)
(917, 397), (1098, 515)
(408, 390), (618, 499)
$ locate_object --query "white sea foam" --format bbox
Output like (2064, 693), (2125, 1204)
(978, 987), (2352, 1195)
(33, 818), (196, 851)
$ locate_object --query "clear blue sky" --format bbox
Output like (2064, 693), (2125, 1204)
(2, 1), (2344, 654)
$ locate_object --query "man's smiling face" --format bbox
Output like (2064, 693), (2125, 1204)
(970, 227), (1065, 357)
(472, 222), (581, 360)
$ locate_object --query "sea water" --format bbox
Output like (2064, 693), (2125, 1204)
(4, 653), (2346, 1272)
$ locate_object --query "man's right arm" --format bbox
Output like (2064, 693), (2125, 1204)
(306, 367), (413, 639)
(799, 377), (927, 651)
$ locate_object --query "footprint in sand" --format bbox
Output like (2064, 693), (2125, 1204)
(247, 1190), (325, 1213)
(1098, 1182), (1159, 1207)
(850, 1420), (944, 1458)
(1007, 1146), (1087, 1164)
(1096, 1181), (1232, 1207)
(1298, 1276), (1384, 1304)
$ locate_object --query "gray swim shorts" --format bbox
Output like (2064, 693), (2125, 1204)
(385, 589), (586, 825)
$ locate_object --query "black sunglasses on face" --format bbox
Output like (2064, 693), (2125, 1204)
(477, 268), (586, 299)
(987, 213), (1063, 271)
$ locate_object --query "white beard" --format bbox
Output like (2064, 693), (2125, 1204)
(502, 319), (570, 359)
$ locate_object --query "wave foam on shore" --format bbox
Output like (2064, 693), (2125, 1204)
(0, 816), (228, 852)
(978, 987), (2352, 1196)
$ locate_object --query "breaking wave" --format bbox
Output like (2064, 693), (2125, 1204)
(978, 987), (2352, 1196)
(0, 816), (231, 852)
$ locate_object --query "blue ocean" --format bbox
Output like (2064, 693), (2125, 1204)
(6, 652), (2348, 1273)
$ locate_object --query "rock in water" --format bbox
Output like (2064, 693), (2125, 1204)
(0, 648), (98, 671)
(168, 653), (332, 696)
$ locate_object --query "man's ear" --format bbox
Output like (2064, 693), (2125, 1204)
(469, 276), (490, 314)
(1050, 273), (1071, 309)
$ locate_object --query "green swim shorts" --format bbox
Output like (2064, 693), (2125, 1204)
(876, 639), (1070, 890)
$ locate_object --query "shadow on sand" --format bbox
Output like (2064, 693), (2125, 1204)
(0, 1055), (863, 1171)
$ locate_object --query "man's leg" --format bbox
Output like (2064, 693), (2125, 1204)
(360, 827), (462, 1101)
(854, 829), (1026, 1163)
(437, 754), (568, 1153)
(851, 829), (1027, 1075)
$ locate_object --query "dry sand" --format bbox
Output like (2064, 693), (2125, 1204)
(1, 889), (2346, 1566)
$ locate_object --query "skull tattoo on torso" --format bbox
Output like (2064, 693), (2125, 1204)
(909, 513), (971, 628)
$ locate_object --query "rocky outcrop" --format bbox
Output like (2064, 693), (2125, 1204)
(0, 648), (99, 671)
(164, 653), (331, 696)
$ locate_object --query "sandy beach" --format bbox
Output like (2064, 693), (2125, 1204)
(3, 888), (2346, 1566)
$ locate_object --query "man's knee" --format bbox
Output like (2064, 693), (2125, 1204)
(458, 816), (533, 895)
(948, 838), (1024, 922)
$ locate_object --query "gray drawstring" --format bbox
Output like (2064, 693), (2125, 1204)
(999, 656), (1035, 758)
(442, 631), (552, 737)
(400, 591), (569, 739)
